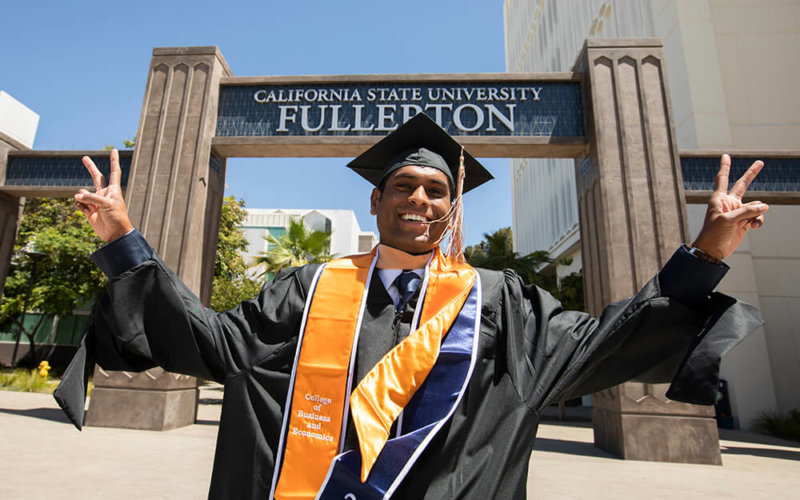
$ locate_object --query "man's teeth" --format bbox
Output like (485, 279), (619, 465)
(402, 214), (428, 223)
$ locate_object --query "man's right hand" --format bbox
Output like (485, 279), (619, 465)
(75, 149), (134, 243)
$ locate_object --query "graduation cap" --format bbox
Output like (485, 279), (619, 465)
(348, 113), (494, 262)
(347, 112), (494, 195)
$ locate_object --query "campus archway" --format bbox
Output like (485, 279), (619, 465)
(4, 40), (795, 462)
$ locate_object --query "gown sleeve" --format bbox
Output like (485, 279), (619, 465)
(498, 246), (764, 413)
(54, 251), (320, 429)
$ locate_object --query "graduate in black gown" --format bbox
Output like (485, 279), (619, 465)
(56, 114), (769, 499)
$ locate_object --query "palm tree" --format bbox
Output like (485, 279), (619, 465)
(254, 218), (332, 277)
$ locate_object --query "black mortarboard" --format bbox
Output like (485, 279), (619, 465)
(347, 113), (493, 194)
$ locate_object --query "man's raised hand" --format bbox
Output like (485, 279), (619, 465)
(691, 154), (769, 261)
(75, 149), (134, 242)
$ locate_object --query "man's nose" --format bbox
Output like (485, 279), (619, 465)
(408, 185), (430, 205)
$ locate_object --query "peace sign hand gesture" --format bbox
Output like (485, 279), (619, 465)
(74, 149), (134, 243)
(691, 154), (769, 261)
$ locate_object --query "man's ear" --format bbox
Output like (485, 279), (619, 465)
(370, 188), (381, 215)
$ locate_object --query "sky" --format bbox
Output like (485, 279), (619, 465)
(1, 0), (513, 247)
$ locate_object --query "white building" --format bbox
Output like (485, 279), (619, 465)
(0, 90), (39, 149)
(241, 208), (377, 276)
(504, 0), (800, 428)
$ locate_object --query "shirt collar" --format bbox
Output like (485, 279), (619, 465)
(374, 244), (430, 304)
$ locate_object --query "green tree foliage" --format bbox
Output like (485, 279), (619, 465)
(465, 227), (584, 311)
(0, 198), (107, 365)
(254, 218), (331, 278)
(464, 227), (552, 285)
(103, 134), (136, 151)
(210, 196), (264, 312)
(553, 270), (584, 312)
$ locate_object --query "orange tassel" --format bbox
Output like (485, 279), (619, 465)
(445, 148), (466, 264)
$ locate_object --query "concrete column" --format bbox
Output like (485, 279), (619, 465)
(573, 39), (721, 464)
(86, 47), (231, 431)
(0, 192), (21, 300)
(0, 132), (26, 303)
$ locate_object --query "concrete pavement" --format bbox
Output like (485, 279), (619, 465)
(527, 418), (800, 499)
(1, 386), (798, 499)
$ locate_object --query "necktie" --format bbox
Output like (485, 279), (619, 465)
(394, 271), (421, 311)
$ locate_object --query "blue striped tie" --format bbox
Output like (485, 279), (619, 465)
(395, 271), (421, 311)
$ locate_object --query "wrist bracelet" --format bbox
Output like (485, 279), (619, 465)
(685, 244), (722, 265)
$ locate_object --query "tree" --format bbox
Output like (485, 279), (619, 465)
(254, 218), (331, 278)
(0, 198), (107, 366)
(210, 196), (264, 312)
(103, 134), (136, 151)
(553, 270), (584, 312)
(464, 227), (552, 285)
(465, 227), (584, 311)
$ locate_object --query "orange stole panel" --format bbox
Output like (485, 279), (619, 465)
(274, 254), (373, 500)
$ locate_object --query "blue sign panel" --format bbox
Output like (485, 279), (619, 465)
(4, 153), (132, 188)
(681, 156), (800, 192)
(216, 81), (585, 138)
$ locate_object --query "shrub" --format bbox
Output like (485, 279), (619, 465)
(752, 409), (800, 443)
(0, 367), (55, 393)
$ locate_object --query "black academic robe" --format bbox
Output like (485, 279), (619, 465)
(55, 249), (762, 500)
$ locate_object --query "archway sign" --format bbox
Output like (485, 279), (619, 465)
(0, 40), (730, 464)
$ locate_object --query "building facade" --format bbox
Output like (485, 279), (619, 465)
(0, 90), (39, 150)
(504, 0), (800, 428)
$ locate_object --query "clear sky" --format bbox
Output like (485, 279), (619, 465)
(1, 0), (512, 246)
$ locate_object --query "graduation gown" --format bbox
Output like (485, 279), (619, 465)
(55, 247), (762, 500)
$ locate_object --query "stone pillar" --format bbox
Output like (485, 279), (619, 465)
(0, 192), (21, 300)
(86, 47), (231, 430)
(0, 132), (27, 303)
(573, 39), (721, 464)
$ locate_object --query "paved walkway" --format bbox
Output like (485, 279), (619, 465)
(1, 387), (798, 499)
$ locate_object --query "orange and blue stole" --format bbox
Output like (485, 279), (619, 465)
(270, 249), (481, 499)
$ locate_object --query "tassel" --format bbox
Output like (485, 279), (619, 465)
(445, 148), (466, 264)
(429, 147), (466, 263)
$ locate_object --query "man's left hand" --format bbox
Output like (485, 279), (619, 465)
(691, 154), (769, 261)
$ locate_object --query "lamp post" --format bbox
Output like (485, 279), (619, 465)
(10, 247), (47, 367)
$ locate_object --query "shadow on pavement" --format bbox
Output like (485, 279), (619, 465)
(0, 406), (71, 424)
(719, 428), (800, 449)
(532, 436), (618, 459)
(721, 445), (800, 462)
(194, 419), (221, 426)
(538, 419), (593, 429)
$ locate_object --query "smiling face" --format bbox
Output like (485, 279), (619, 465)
(370, 165), (452, 255)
